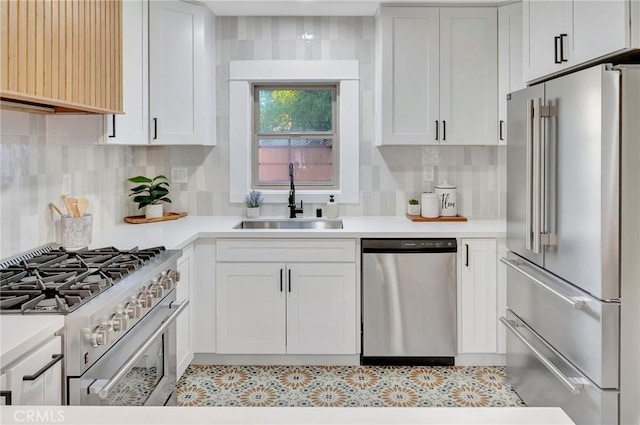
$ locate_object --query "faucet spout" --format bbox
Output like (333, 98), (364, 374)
(288, 162), (303, 218)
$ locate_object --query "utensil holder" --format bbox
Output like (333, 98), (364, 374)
(61, 215), (93, 249)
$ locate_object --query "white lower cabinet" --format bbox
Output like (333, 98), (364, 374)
(286, 263), (357, 354)
(176, 244), (194, 378)
(458, 239), (498, 354)
(216, 262), (357, 355)
(2, 336), (63, 405)
(215, 239), (358, 357)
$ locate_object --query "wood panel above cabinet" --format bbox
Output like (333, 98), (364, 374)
(0, 0), (122, 114)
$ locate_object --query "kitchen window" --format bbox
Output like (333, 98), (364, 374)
(229, 60), (359, 205)
(252, 85), (339, 189)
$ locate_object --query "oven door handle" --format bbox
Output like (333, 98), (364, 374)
(89, 300), (189, 399)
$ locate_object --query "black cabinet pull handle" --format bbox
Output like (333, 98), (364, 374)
(443, 120), (446, 141)
(280, 268), (283, 292)
(435, 121), (439, 141)
(499, 120), (504, 141)
(559, 34), (568, 62)
(554, 36), (561, 64)
(465, 244), (469, 268)
(152, 118), (158, 140)
(0, 390), (12, 405)
(108, 115), (116, 138)
(288, 269), (291, 292)
(23, 354), (63, 381)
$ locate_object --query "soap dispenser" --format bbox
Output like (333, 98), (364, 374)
(326, 195), (339, 218)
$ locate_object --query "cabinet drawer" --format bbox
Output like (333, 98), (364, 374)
(217, 239), (356, 263)
(504, 310), (617, 425)
(4, 336), (63, 405)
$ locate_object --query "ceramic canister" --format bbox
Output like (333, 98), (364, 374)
(421, 192), (440, 218)
(435, 180), (457, 217)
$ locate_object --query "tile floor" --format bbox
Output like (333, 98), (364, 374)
(177, 365), (525, 408)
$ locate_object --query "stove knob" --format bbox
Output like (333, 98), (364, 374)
(124, 296), (142, 319)
(137, 286), (154, 308)
(168, 270), (181, 283)
(150, 277), (164, 298)
(109, 308), (130, 332)
(83, 319), (115, 348)
(159, 271), (173, 290)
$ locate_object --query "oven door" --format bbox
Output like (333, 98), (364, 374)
(68, 294), (188, 406)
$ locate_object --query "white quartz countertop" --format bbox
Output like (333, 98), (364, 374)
(0, 316), (64, 368)
(91, 216), (506, 250)
(0, 406), (574, 425)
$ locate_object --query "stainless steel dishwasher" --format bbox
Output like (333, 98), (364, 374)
(362, 238), (457, 365)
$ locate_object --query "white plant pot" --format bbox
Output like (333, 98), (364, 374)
(145, 204), (163, 219)
(247, 207), (260, 218)
(408, 204), (421, 216)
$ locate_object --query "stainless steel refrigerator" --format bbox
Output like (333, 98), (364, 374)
(503, 64), (640, 425)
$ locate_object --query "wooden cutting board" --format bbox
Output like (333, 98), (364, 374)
(406, 213), (467, 222)
(124, 212), (188, 224)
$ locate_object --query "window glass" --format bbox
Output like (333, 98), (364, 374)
(253, 85), (338, 188)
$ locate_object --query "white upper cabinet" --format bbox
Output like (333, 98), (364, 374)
(103, 0), (215, 146)
(377, 7), (497, 145)
(378, 8), (440, 145)
(571, 0), (628, 64)
(440, 8), (497, 145)
(524, 0), (636, 83)
(149, 0), (216, 145)
(106, 0), (149, 145)
(523, 0), (571, 82)
(498, 2), (525, 145)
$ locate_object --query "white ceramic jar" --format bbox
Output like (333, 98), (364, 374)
(435, 181), (457, 217)
(421, 192), (440, 218)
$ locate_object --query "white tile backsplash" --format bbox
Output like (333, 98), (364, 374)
(0, 16), (506, 259)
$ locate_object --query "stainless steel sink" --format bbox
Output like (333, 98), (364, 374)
(233, 218), (343, 230)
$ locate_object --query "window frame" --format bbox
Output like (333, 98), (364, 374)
(228, 60), (360, 205)
(251, 83), (340, 190)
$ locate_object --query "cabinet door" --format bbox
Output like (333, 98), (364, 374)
(440, 8), (497, 145)
(572, 0), (628, 64)
(149, 0), (212, 145)
(378, 7), (440, 145)
(106, 0), (149, 145)
(216, 263), (286, 354)
(287, 263), (357, 354)
(6, 336), (63, 405)
(498, 2), (524, 145)
(523, 0), (572, 82)
(176, 245), (194, 379)
(458, 239), (497, 353)
(1, 373), (9, 405)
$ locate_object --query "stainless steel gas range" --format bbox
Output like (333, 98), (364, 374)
(0, 244), (186, 406)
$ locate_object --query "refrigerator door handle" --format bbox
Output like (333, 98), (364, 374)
(532, 97), (543, 254)
(500, 316), (585, 395)
(525, 99), (534, 251)
(500, 257), (588, 309)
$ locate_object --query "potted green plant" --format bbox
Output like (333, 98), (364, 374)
(128, 175), (171, 219)
(245, 190), (263, 218)
(408, 198), (420, 216)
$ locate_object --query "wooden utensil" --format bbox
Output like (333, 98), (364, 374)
(49, 202), (65, 217)
(67, 197), (80, 217)
(61, 195), (74, 216)
(77, 197), (89, 217)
